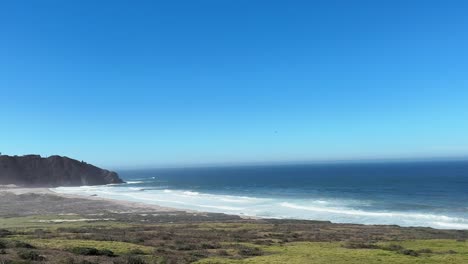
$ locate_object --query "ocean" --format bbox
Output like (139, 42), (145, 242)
(52, 160), (468, 229)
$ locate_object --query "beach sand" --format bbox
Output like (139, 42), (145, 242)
(0, 185), (242, 222)
(0, 185), (175, 214)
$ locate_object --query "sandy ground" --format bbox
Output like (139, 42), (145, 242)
(0, 185), (243, 222)
(0, 185), (179, 216)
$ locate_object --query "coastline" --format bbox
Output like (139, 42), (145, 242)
(3, 185), (468, 263)
(0, 185), (247, 221)
(47, 183), (468, 230)
(0, 185), (463, 231)
(0, 185), (183, 214)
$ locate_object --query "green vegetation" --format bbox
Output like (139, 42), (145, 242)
(1, 214), (468, 263)
(70, 246), (116, 257)
(16, 249), (45, 261)
(16, 238), (153, 255)
(0, 215), (131, 230)
(197, 240), (468, 264)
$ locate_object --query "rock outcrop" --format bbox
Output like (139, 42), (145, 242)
(0, 155), (124, 187)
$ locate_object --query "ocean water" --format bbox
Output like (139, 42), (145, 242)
(52, 160), (468, 229)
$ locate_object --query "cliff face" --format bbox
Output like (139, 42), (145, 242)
(0, 155), (124, 187)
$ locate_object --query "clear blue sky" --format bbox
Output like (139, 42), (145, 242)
(1, 0), (467, 168)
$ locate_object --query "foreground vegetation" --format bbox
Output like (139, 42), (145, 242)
(1, 214), (468, 264)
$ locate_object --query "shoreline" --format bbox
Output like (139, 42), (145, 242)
(47, 185), (468, 230)
(0, 185), (251, 221)
(0, 185), (180, 213)
(0, 185), (464, 231)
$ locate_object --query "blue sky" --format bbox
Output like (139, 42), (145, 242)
(1, 0), (467, 168)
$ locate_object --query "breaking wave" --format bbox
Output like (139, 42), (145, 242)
(51, 184), (468, 230)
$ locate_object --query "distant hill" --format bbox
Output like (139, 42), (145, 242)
(0, 154), (124, 187)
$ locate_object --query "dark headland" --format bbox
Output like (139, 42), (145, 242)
(0, 154), (124, 186)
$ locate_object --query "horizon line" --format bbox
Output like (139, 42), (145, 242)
(114, 155), (468, 171)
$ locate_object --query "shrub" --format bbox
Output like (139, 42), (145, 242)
(70, 247), (115, 257)
(154, 248), (166, 254)
(0, 229), (12, 237)
(201, 243), (221, 249)
(14, 241), (35, 249)
(343, 242), (378, 249)
(17, 249), (45, 261)
(237, 246), (262, 256)
(398, 249), (419, 257)
(0, 249), (6, 254)
(0, 241), (6, 249)
(99, 249), (116, 257)
(128, 248), (145, 255)
(71, 247), (100, 256)
(190, 250), (209, 258)
(175, 244), (198, 251)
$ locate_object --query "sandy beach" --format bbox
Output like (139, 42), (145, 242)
(0, 185), (243, 222)
(0, 185), (176, 214)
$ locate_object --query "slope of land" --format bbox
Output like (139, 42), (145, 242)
(0, 155), (123, 186)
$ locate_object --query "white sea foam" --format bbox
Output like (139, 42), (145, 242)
(50, 186), (468, 230)
(198, 204), (245, 211)
(182, 191), (200, 196)
(126, 181), (144, 184)
(129, 187), (144, 191)
(432, 222), (468, 230)
(279, 202), (466, 222)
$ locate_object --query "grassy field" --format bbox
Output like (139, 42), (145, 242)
(197, 240), (468, 264)
(1, 214), (468, 264)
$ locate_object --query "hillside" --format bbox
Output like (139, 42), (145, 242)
(0, 154), (123, 186)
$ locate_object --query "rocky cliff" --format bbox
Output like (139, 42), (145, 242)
(0, 155), (124, 187)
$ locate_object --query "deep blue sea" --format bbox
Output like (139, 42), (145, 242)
(53, 160), (468, 229)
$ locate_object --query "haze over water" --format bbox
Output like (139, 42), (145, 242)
(53, 160), (468, 229)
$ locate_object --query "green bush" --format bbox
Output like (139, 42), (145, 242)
(399, 249), (419, 257)
(71, 247), (100, 256)
(70, 247), (115, 257)
(17, 249), (45, 261)
(342, 242), (378, 249)
(0, 229), (12, 237)
(128, 248), (145, 255)
(14, 241), (35, 249)
(237, 245), (262, 256)
(99, 249), (116, 257)
(201, 242), (221, 249)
